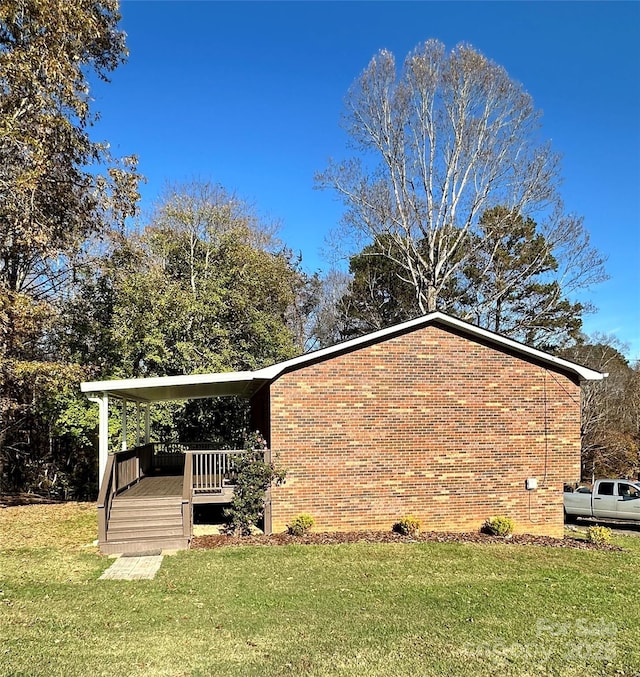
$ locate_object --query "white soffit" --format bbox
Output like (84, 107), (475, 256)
(80, 371), (270, 402)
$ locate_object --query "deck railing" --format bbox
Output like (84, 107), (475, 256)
(98, 443), (244, 547)
(151, 443), (242, 487)
(113, 443), (154, 491)
(98, 444), (243, 536)
(186, 449), (241, 494)
(153, 441), (187, 472)
(97, 454), (115, 545)
(97, 444), (154, 544)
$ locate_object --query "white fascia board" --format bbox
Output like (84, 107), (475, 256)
(433, 313), (605, 381)
(256, 312), (605, 383)
(81, 312), (605, 401)
(252, 318), (442, 380)
(80, 371), (264, 402)
(81, 371), (253, 393)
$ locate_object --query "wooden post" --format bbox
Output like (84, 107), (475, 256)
(135, 402), (141, 447)
(144, 403), (151, 444)
(89, 394), (110, 492)
(121, 399), (127, 451)
(264, 446), (273, 535)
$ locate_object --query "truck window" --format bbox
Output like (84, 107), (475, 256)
(619, 483), (640, 498)
(597, 482), (615, 496)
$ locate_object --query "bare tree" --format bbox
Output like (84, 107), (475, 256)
(308, 269), (351, 349)
(317, 40), (605, 318)
(562, 337), (640, 480)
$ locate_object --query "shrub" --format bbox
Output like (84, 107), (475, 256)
(287, 513), (315, 536)
(392, 515), (421, 537)
(586, 525), (612, 545)
(482, 515), (515, 537)
(223, 432), (286, 536)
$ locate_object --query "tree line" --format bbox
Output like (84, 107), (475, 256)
(0, 2), (637, 497)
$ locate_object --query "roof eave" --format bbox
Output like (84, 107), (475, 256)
(80, 312), (606, 402)
(80, 371), (269, 402)
(257, 312), (606, 383)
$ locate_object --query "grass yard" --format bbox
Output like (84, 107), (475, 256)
(1, 504), (639, 676)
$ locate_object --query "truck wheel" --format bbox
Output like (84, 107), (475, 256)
(564, 509), (576, 524)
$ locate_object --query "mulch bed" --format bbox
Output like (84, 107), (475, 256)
(192, 529), (622, 551)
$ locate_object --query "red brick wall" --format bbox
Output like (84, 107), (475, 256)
(268, 323), (581, 537)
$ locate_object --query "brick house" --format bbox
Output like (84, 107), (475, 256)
(82, 312), (603, 552)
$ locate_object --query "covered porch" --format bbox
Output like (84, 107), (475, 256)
(81, 371), (273, 554)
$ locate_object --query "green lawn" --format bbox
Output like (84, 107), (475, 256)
(1, 504), (639, 677)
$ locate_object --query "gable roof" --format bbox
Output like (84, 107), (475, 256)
(80, 311), (605, 402)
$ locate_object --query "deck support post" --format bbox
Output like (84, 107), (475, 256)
(144, 404), (150, 444)
(264, 447), (273, 535)
(135, 402), (141, 446)
(121, 399), (128, 451)
(89, 394), (110, 491)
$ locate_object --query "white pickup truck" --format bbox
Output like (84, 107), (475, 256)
(564, 479), (640, 523)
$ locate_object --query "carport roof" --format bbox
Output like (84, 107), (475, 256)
(80, 371), (272, 402)
(80, 311), (605, 402)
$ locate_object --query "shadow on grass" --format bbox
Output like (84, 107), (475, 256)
(0, 493), (64, 508)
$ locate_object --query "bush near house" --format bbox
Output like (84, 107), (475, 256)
(482, 516), (515, 537)
(223, 432), (286, 535)
(393, 515), (422, 537)
(287, 513), (314, 536)
(586, 525), (613, 545)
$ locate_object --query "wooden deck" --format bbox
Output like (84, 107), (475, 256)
(119, 476), (182, 498)
(117, 475), (234, 502)
(99, 446), (243, 554)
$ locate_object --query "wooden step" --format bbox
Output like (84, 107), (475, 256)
(191, 488), (235, 505)
(100, 535), (189, 556)
(110, 505), (182, 516)
(108, 516), (183, 530)
(107, 524), (185, 540)
(107, 519), (182, 532)
(112, 497), (182, 510)
(110, 504), (183, 518)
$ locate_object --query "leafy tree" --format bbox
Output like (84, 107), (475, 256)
(60, 182), (314, 446)
(317, 40), (605, 319)
(0, 282), (95, 495)
(334, 237), (419, 341)
(0, 0), (140, 494)
(0, 0), (140, 297)
(108, 185), (304, 377)
(460, 207), (584, 349)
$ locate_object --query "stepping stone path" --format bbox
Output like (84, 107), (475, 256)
(99, 554), (163, 580)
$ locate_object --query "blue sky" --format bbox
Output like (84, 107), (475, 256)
(91, 1), (640, 359)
